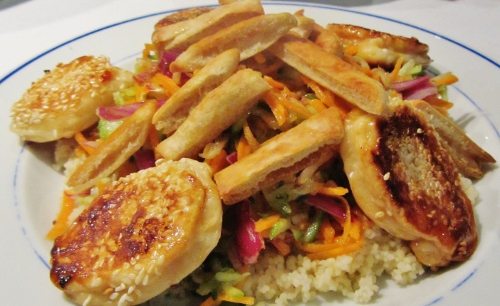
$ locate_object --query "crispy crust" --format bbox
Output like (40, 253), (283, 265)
(268, 34), (388, 115)
(51, 159), (222, 306)
(214, 107), (344, 204)
(152, 0), (264, 53)
(339, 99), (477, 268)
(67, 100), (157, 194)
(9, 56), (133, 142)
(327, 23), (432, 69)
(411, 100), (496, 179)
(156, 69), (271, 161)
(152, 48), (241, 135)
(170, 13), (298, 73)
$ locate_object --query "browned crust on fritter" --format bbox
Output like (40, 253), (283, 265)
(411, 100), (496, 179)
(51, 159), (222, 305)
(9, 56), (133, 142)
(327, 23), (432, 69)
(52, 164), (204, 298)
(340, 101), (478, 268)
(373, 104), (477, 262)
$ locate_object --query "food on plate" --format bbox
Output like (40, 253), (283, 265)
(327, 23), (432, 69)
(50, 158), (222, 306)
(152, 48), (241, 135)
(339, 98), (478, 268)
(411, 99), (496, 179)
(288, 10), (316, 39)
(215, 107), (344, 205)
(9, 0), (497, 305)
(9, 55), (133, 142)
(268, 34), (388, 115)
(152, 0), (264, 53)
(153, 7), (213, 30)
(310, 24), (344, 58)
(67, 99), (157, 194)
(170, 12), (298, 73)
(156, 68), (271, 161)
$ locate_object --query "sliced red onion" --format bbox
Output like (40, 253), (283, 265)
(158, 51), (180, 76)
(134, 148), (156, 170)
(226, 151), (238, 164)
(234, 201), (264, 265)
(97, 103), (143, 121)
(391, 75), (430, 92)
(403, 83), (438, 100)
(391, 74), (439, 100)
(304, 194), (346, 224)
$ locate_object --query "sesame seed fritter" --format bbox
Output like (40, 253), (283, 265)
(50, 159), (208, 306)
(9, 55), (134, 142)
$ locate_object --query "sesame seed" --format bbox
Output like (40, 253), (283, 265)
(383, 172), (390, 180)
(82, 295), (92, 306)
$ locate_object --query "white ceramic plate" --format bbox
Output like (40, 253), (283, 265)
(1, 2), (499, 305)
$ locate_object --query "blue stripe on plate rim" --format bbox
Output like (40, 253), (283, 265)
(6, 2), (499, 305)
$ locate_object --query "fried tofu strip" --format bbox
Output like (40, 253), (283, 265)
(156, 69), (271, 161)
(268, 34), (388, 115)
(154, 7), (213, 30)
(411, 100), (496, 178)
(67, 100), (157, 193)
(289, 10), (315, 39)
(152, 0), (264, 52)
(170, 13), (298, 73)
(214, 107), (344, 205)
(153, 48), (241, 135)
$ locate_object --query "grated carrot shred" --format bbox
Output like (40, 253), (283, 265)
(243, 120), (260, 150)
(254, 52), (267, 64)
(390, 56), (405, 82)
(300, 75), (334, 107)
(254, 214), (281, 232)
(278, 95), (313, 119)
(319, 218), (336, 243)
(316, 185), (349, 197)
(217, 294), (255, 305)
(264, 75), (285, 89)
(309, 98), (328, 112)
(431, 72), (459, 86)
(206, 149), (229, 174)
(200, 296), (218, 306)
(142, 43), (156, 59)
(74, 132), (96, 155)
(271, 239), (291, 256)
(263, 91), (288, 126)
(424, 95), (454, 110)
(303, 238), (364, 260)
(236, 136), (251, 160)
(46, 191), (75, 240)
(151, 73), (180, 97)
